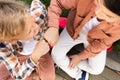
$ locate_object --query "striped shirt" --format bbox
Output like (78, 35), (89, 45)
(0, 0), (47, 80)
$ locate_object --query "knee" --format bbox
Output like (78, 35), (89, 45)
(51, 49), (60, 60)
(51, 47), (64, 60)
(90, 67), (104, 75)
(51, 49), (63, 63)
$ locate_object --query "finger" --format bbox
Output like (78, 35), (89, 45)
(68, 64), (72, 69)
(71, 64), (75, 69)
(48, 41), (54, 47)
(68, 61), (74, 69)
(69, 64), (75, 69)
(68, 62), (72, 69)
(49, 42), (53, 46)
(69, 55), (74, 58)
(44, 37), (52, 46)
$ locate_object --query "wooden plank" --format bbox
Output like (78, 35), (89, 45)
(55, 67), (74, 80)
(56, 74), (64, 80)
(101, 67), (120, 80)
(89, 67), (120, 80)
(55, 67), (120, 80)
(89, 75), (107, 80)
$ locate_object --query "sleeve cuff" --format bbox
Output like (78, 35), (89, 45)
(27, 58), (40, 68)
(79, 50), (98, 60)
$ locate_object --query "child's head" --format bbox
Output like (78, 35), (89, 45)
(95, 0), (120, 22)
(0, 0), (39, 42)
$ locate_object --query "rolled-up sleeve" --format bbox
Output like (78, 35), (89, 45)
(48, 0), (78, 28)
(0, 51), (37, 80)
(79, 23), (120, 60)
(30, 0), (47, 25)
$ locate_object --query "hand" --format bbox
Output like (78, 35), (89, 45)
(31, 39), (50, 63)
(44, 27), (59, 46)
(68, 54), (81, 69)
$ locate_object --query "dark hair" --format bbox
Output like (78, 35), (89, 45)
(104, 0), (120, 16)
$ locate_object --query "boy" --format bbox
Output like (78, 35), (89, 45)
(0, 0), (55, 80)
(47, 0), (120, 80)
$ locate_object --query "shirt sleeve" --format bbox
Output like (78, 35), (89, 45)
(48, 0), (79, 28)
(78, 22), (120, 60)
(0, 51), (37, 80)
(29, 0), (47, 25)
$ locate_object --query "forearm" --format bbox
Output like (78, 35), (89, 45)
(31, 52), (41, 63)
(78, 39), (109, 60)
(48, 0), (62, 28)
(30, 39), (50, 63)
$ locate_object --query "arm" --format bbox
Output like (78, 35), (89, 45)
(68, 38), (109, 69)
(69, 23), (120, 68)
(0, 0), (50, 79)
(48, 0), (78, 28)
(0, 39), (49, 80)
(78, 23), (120, 60)
(44, 0), (79, 46)
(0, 51), (36, 80)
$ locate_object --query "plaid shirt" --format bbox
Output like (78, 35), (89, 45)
(0, 0), (47, 80)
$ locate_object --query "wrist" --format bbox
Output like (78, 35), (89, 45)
(78, 51), (87, 60)
(31, 54), (41, 64)
(49, 26), (59, 30)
